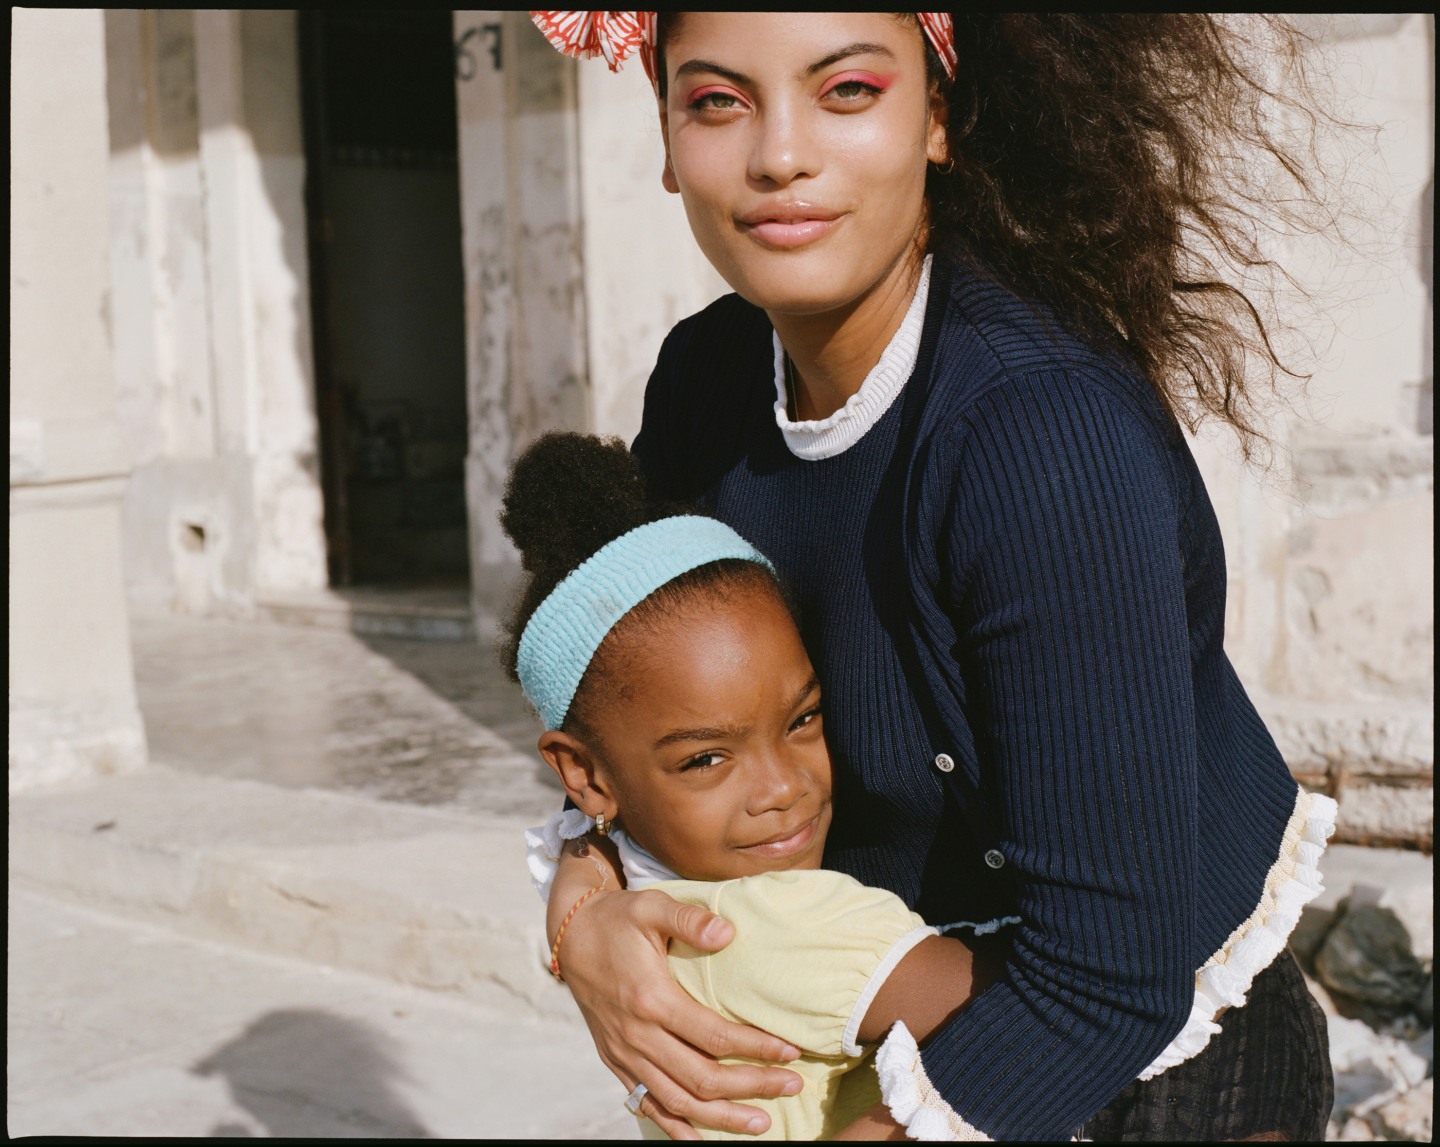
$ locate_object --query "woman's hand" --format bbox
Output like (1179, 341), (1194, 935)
(558, 883), (805, 1138)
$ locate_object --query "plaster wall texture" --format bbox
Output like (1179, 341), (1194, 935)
(454, 11), (598, 623)
(1188, 14), (1434, 846)
(10, 8), (147, 792)
(455, 10), (520, 613)
(108, 9), (326, 620)
(454, 12), (729, 621)
(574, 49), (732, 442)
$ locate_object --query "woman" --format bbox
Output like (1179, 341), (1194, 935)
(529, 12), (1337, 1141)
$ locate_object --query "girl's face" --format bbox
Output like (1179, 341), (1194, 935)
(658, 12), (947, 318)
(543, 582), (833, 882)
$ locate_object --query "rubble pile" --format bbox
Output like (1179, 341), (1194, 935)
(1292, 870), (1434, 1142)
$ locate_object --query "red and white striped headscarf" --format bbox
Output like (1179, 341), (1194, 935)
(530, 11), (957, 87)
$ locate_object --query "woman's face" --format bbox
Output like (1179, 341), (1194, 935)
(573, 582), (833, 882)
(659, 12), (947, 318)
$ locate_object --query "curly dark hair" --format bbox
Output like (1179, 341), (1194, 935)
(658, 14), (1336, 460)
(499, 432), (783, 731)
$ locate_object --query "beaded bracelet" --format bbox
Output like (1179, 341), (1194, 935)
(548, 854), (610, 982)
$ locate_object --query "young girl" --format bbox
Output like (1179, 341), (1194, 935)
(505, 432), (1001, 1140)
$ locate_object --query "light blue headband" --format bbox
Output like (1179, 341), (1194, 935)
(516, 516), (775, 730)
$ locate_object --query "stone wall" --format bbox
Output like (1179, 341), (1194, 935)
(573, 39), (733, 441)
(106, 10), (327, 619)
(453, 10), (586, 627)
(1190, 15), (1433, 848)
(10, 9), (148, 792)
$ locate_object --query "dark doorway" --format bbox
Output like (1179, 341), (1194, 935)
(299, 11), (470, 589)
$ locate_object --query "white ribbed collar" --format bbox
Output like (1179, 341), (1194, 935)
(772, 255), (931, 462)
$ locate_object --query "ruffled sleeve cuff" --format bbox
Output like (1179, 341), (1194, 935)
(1138, 787), (1338, 1079)
(875, 1021), (996, 1141)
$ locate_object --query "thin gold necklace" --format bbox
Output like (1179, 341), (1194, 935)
(784, 354), (798, 420)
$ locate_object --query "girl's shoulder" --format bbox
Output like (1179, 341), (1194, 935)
(649, 868), (913, 924)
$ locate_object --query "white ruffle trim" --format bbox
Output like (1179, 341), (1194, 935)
(524, 809), (679, 903)
(875, 1021), (995, 1141)
(1138, 787), (1338, 1080)
(870, 788), (1336, 1136)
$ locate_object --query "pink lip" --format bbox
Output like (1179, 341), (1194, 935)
(738, 203), (843, 250)
(740, 815), (819, 858)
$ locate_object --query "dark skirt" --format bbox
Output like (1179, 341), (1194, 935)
(1076, 949), (1334, 1142)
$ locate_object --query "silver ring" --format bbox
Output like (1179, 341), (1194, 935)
(624, 1081), (649, 1116)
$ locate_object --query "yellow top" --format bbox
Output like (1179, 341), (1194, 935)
(638, 869), (933, 1141)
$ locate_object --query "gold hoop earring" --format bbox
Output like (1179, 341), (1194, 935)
(594, 811), (610, 837)
(933, 158), (956, 175)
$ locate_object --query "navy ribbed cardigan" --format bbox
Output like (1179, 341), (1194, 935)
(631, 255), (1302, 1140)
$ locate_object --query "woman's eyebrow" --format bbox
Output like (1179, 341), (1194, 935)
(673, 58), (750, 86)
(803, 42), (895, 76)
(673, 42), (895, 89)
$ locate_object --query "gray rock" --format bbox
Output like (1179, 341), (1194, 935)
(1373, 1077), (1433, 1143)
(1407, 1028), (1433, 1077)
(1316, 897), (1428, 1009)
(1303, 970), (1341, 1017)
(1417, 972), (1433, 1028)
(1290, 903), (1339, 971)
(1328, 1014), (1432, 1119)
(1335, 1114), (1377, 1140)
(1369, 875), (1434, 966)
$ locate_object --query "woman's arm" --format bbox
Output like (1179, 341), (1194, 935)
(547, 835), (805, 1139)
(894, 369), (1203, 1139)
(830, 933), (1006, 1142)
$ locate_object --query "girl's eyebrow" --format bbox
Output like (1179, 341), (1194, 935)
(654, 719), (745, 751)
(652, 676), (821, 751)
(672, 42), (896, 89)
(791, 675), (822, 709)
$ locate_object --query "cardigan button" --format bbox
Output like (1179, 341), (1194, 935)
(934, 753), (955, 773)
(984, 849), (1006, 870)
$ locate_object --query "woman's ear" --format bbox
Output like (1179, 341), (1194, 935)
(537, 730), (619, 821)
(658, 106), (680, 194)
(926, 82), (950, 166)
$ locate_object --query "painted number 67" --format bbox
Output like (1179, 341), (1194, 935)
(455, 22), (501, 80)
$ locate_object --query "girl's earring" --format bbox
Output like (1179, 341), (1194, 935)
(594, 811), (610, 837)
(933, 157), (957, 175)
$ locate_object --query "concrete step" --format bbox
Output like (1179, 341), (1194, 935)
(257, 587), (477, 641)
(7, 886), (637, 1138)
(8, 765), (574, 1023)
